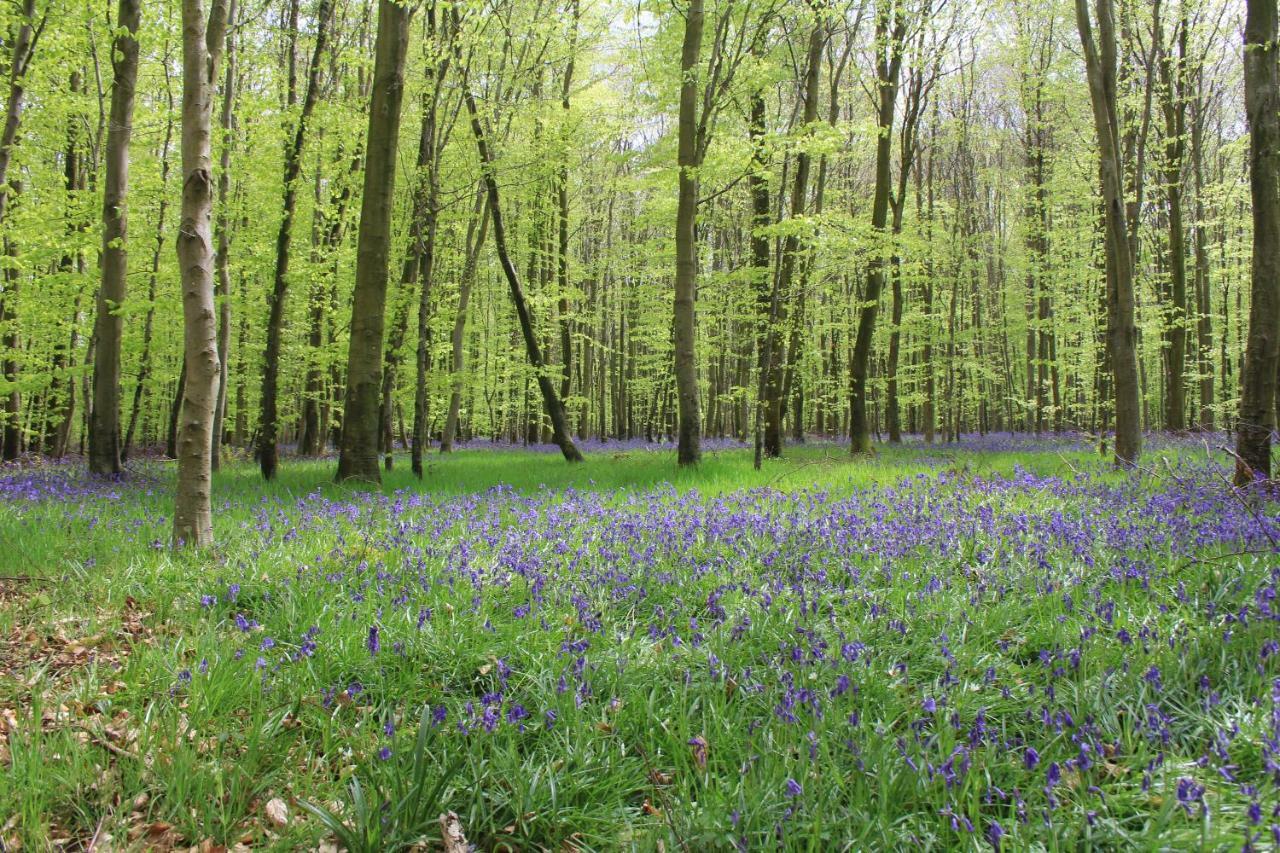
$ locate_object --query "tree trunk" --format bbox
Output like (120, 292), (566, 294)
(1235, 0), (1280, 484)
(124, 82), (175, 461)
(260, 0), (332, 479)
(440, 189), (489, 453)
(454, 9), (582, 464)
(750, 84), (772, 469)
(174, 0), (230, 547)
(0, 0), (42, 462)
(1157, 15), (1187, 432)
(409, 6), (450, 477)
(336, 0), (411, 483)
(1076, 0), (1142, 466)
(673, 0), (704, 467)
(212, 3), (239, 471)
(849, 5), (905, 454)
(89, 0), (140, 475)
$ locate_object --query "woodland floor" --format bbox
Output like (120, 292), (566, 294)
(0, 436), (1278, 851)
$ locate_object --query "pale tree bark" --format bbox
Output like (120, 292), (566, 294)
(89, 0), (141, 475)
(174, 0), (230, 548)
(1235, 0), (1280, 484)
(260, 0), (333, 480)
(335, 0), (412, 483)
(849, 1), (906, 454)
(1076, 0), (1142, 466)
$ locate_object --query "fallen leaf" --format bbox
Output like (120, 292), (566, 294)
(439, 810), (469, 853)
(264, 797), (289, 828)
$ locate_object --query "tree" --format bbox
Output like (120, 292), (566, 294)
(849, 0), (906, 454)
(673, 0), (707, 467)
(89, 0), (141, 475)
(1075, 0), (1142, 466)
(453, 4), (583, 464)
(0, 0), (45, 462)
(259, 0), (334, 480)
(1235, 0), (1280, 484)
(174, 0), (231, 547)
(335, 0), (412, 484)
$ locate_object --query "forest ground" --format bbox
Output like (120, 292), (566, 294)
(1, 437), (1277, 850)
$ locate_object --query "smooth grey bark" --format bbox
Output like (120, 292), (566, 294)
(1235, 0), (1280, 484)
(1076, 0), (1142, 466)
(336, 0), (411, 483)
(89, 0), (141, 475)
(174, 0), (230, 547)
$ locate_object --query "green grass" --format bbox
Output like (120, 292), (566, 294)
(0, 440), (1275, 850)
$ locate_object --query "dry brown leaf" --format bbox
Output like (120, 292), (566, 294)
(264, 797), (290, 828)
(439, 810), (469, 853)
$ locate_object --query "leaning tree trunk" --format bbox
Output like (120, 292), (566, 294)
(1076, 0), (1142, 466)
(174, 0), (229, 548)
(454, 11), (582, 464)
(89, 0), (140, 475)
(673, 0), (705, 467)
(336, 0), (411, 483)
(260, 0), (332, 480)
(1235, 0), (1280, 484)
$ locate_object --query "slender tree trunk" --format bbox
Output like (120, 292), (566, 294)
(336, 0), (411, 483)
(124, 82), (176, 461)
(174, 0), (230, 547)
(750, 84), (772, 469)
(1076, 0), (1142, 466)
(556, 0), (579, 403)
(673, 0), (705, 467)
(167, 359), (187, 459)
(212, 4), (239, 471)
(768, 18), (824, 456)
(260, 0), (332, 479)
(454, 10), (582, 464)
(1190, 78), (1214, 430)
(1158, 16), (1187, 432)
(441, 190), (489, 453)
(409, 6), (450, 477)
(0, 0), (42, 462)
(1235, 0), (1280, 484)
(850, 5), (905, 454)
(89, 0), (140, 475)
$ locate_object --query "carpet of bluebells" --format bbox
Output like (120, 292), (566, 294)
(1, 436), (1279, 850)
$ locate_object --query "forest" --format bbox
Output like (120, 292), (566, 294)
(1, 0), (1279, 847)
